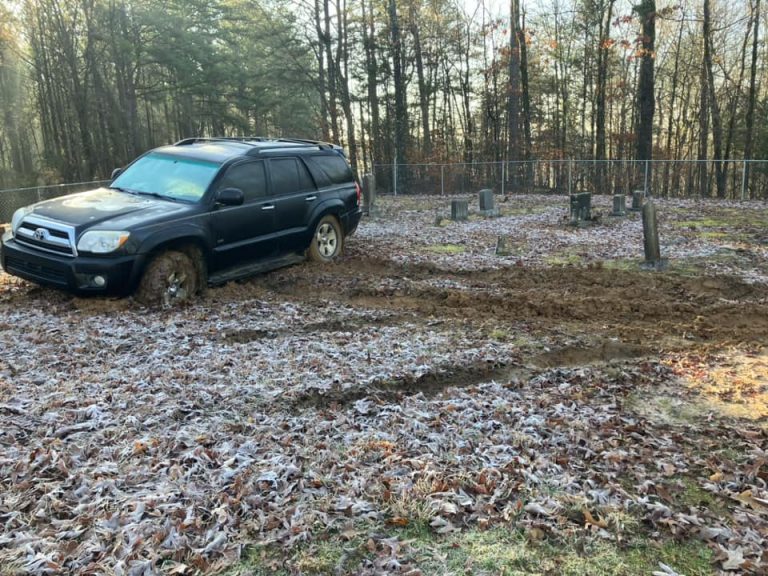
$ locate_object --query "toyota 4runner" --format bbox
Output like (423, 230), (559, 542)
(0, 137), (362, 305)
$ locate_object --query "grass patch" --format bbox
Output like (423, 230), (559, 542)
(424, 243), (466, 255)
(678, 478), (729, 516)
(404, 526), (714, 576)
(545, 253), (583, 266)
(225, 523), (714, 575)
(600, 259), (637, 271)
(697, 231), (729, 239)
(227, 533), (372, 576)
(673, 218), (729, 229)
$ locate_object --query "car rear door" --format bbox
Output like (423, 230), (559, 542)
(210, 160), (278, 270)
(267, 157), (319, 252)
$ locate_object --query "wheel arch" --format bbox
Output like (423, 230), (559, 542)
(134, 234), (210, 291)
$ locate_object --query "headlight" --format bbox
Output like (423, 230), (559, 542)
(11, 206), (33, 234)
(77, 230), (130, 253)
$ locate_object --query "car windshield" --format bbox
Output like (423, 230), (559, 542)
(111, 153), (220, 202)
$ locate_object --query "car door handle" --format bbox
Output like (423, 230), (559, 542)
(261, 204), (275, 211)
(305, 195), (317, 202)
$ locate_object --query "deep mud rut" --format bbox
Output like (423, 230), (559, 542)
(231, 254), (768, 350)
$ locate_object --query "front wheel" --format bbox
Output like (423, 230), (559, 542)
(308, 215), (344, 262)
(135, 250), (200, 307)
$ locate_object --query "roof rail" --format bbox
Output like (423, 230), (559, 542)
(174, 136), (339, 150)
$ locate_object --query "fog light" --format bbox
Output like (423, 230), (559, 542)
(93, 275), (106, 287)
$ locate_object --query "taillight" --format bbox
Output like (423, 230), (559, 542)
(355, 181), (362, 206)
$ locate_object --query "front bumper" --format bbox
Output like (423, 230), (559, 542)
(0, 233), (145, 294)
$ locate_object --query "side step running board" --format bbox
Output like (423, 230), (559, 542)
(208, 252), (306, 286)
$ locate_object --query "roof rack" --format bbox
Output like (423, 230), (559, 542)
(174, 136), (338, 151)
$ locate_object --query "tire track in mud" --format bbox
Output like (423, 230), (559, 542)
(243, 256), (768, 346)
(287, 340), (655, 410)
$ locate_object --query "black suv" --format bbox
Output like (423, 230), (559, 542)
(0, 137), (362, 305)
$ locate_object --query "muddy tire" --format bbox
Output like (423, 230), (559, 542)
(308, 215), (344, 263)
(135, 250), (199, 307)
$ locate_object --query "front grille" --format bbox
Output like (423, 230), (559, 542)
(15, 218), (76, 257)
(5, 255), (68, 285)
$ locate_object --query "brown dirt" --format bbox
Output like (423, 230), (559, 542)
(237, 255), (768, 350)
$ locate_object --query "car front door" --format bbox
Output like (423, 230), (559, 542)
(268, 157), (319, 252)
(210, 160), (278, 271)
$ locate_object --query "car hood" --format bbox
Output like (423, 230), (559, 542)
(28, 188), (197, 233)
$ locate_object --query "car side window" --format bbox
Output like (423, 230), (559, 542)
(217, 161), (267, 202)
(270, 158), (316, 195)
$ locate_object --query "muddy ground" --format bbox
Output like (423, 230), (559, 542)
(1, 194), (767, 575)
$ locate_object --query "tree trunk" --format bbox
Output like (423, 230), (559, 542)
(634, 0), (655, 194)
(744, 0), (761, 198)
(389, 0), (407, 189)
(595, 0), (616, 194)
(507, 0), (522, 189)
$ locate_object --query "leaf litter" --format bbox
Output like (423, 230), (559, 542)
(1, 194), (767, 574)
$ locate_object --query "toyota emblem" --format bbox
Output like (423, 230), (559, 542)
(33, 228), (48, 241)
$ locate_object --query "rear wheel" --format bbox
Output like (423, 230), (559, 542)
(136, 250), (199, 307)
(308, 215), (343, 262)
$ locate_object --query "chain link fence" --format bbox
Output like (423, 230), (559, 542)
(0, 180), (109, 224)
(2, 158), (768, 224)
(372, 159), (768, 200)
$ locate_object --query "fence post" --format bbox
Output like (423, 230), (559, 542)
(441, 165), (445, 196)
(568, 159), (573, 196)
(393, 156), (398, 196)
(501, 161), (506, 197)
(644, 160), (650, 197)
(741, 160), (747, 200)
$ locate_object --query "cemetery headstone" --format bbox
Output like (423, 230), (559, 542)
(630, 190), (644, 211)
(451, 200), (469, 221)
(612, 194), (626, 217)
(569, 192), (592, 226)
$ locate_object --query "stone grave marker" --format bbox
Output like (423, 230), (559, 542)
(479, 189), (500, 217)
(612, 194), (626, 217)
(569, 192), (592, 226)
(451, 199), (469, 221)
(630, 190), (644, 211)
(496, 235), (513, 256)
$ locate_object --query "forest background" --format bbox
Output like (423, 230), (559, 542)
(0, 0), (765, 198)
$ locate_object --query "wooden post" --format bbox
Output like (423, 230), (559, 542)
(642, 199), (661, 263)
(362, 173), (376, 216)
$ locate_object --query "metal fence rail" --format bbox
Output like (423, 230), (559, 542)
(2, 158), (768, 224)
(372, 159), (768, 200)
(0, 180), (109, 223)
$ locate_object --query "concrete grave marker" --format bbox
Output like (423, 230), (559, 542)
(496, 235), (514, 256)
(569, 192), (592, 226)
(478, 189), (500, 217)
(630, 190), (644, 212)
(451, 200), (469, 221)
(612, 194), (626, 217)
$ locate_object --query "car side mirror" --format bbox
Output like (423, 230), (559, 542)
(111, 168), (122, 180)
(216, 187), (244, 206)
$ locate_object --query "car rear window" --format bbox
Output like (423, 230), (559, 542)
(270, 158), (316, 195)
(307, 155), (354, 186)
